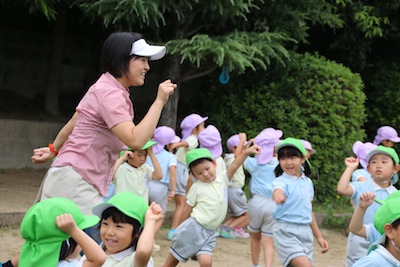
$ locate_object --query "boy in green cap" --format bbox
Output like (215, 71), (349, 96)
(3, 197), (106, 267)
(349, 190), (400, 266)
(162, 144), (260, 267)
(111, 140), (163, 204)
(337, 145), (400, 266)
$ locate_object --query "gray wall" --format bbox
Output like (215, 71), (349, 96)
(0, 119), (64, 169)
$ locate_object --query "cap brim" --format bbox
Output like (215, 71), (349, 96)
(390, 137), (400, 143)
(92, 203), (116, 218)
(142, 140), (158, 150)
(77, 215), (100, 230)
(130, 39), (166, 61)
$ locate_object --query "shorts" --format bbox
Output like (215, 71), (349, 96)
(38, 166), (103, 215)
(247, 194), (276, 236)
(174, 161), (189, 196)
(273, 221), (313, 267)
(345, 232), (370, 267)
(170, 217), (219, 262)
(227, 187), (248, 217)
(148, 180), (169, 213)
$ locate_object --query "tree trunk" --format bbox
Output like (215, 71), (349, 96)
(44, 7), (67, 116)
(160, 54), (182, 130)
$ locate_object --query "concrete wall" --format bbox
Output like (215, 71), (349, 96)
(0, 119), (64, 169)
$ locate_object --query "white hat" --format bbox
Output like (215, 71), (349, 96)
(130, 39), (166, 61)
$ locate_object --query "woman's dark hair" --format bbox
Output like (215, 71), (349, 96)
(274, 146), (312, 177)
(100, 207), (142, 250)
(59, 237), (78, 261)
(101, 32), (144, 78)
(188, 158), (213, 171)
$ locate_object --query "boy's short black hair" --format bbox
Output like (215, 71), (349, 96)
(101, 32), (144, 78)
(189, 158), (213, 171)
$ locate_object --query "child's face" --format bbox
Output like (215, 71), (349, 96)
(190, 160), (217, 183)
(305, 149), (312, 159)
(100, 217), (134, 255)
(382, 140), (395, 148)
(192, 122), (205, 136)
(127, 150), (148, 168)
(279, 155), (305, 177)
(367, 154), (398, 184)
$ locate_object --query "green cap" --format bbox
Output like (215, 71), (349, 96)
(92, 192), (149, 225)
(276, 137), (306, 156)
(374, 190), (400, 235)
(119, 140), (158, 157)
(186, 148), (213, 166)
(142, 139), (158, 150)
(366, 145), (400, 165)
(19, 198), (99, 267)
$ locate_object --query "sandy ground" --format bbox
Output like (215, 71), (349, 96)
(0, 168), (348, 266)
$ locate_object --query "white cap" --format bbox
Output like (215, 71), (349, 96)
(130, 39), (166, 61)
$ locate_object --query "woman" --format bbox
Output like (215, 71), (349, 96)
(31, 32), (176, 215)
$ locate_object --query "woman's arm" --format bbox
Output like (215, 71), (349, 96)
(31, 112), (78, 163)
(111, 80), (176, 150)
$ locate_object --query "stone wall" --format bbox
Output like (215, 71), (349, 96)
(0, 119), (64, 169)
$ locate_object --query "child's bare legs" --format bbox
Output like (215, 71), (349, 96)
(251, 232), (262, 265)
(224, 213), (249, 229)
(290, 256), (313, 267)
(162, 253), (179, 267)
(197, 254), (212, 267)
(261, 235), (274, 267)
(171, 195), (185, 229)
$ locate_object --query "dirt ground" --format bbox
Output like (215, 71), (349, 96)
(0, 168), (348, 266)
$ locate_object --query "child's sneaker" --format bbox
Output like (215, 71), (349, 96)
(233, 227), (250, 238)
(153, 243), (161, 252)
(219, 225), (236, 239)
(166, 229), (175, 240)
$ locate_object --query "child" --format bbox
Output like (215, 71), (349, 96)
(244, 128), (281, 267)
(337, 145), (399, 266)
(350, 191), (400, 266)
(351, 141), (376, 182)
(220, 132), (250, 239)
(272, 137), (329, 267)
(300, 139), (316, 160)
(84, 192), (163, 266)
(146, 126), (180, 245)
(4, 197), (106, 267)
(113, 140), (163, 203)
(373, 126), (400, 148)
(198, 125), (226, 176)
(162, 145), (260, 267)
(166, 113), (207, 240)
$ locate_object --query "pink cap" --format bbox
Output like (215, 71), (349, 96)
(254, 128), (282, 165)
(352, 141), (377, 169)
(180, 114), (208, 140)
(152, 126), (181, 154)
(198, 125), (223, 159)
(301, 139), (316, 154)
(373, 126), (400, 145)
(226, 134), (248, 152)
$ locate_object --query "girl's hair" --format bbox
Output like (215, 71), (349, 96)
(101, 207), (142, 250)
(59, 238), (78, 261)
(188, 158), (213, 171)
(274, 146), (312, 177)
(384, 218), (400, 246)
(101, 32), (144, 78)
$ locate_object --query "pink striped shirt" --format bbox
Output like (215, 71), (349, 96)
(52, 72), (133, 195)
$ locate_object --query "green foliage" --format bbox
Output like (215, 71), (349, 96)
(365, 61), (400, 137)
(166, 31), (294, 74)
(320, 203), (352, 231)
(199, 52), (366, 203)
